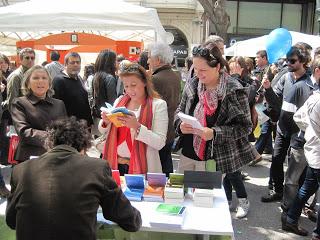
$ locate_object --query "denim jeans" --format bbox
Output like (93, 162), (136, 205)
(159, 141), (174, 177)
(282, 148), (307, 210)
(255, 120), (273, 154)
(287, 166), (320, 236)
(270, 131), (291, 193)
(223, 171), (247, 201)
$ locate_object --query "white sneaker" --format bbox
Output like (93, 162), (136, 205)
(236, 198), (250, 218)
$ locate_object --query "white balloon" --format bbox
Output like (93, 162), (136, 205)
(165, 32), (174, 45)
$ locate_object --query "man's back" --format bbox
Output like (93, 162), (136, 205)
(45, 61), (64, 79)
(152, 65), (181, 143)
(6, 145), (141, 240)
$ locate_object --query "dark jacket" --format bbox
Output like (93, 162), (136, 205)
(152, 65), (181, 143)
(174, 73), (258, 174)
(265, 72), (317, 149)
(10, 95), (67, 161)
(92, 72), (117, 118)
(6, 145), (141, 240)
(53, 73), (93, 125)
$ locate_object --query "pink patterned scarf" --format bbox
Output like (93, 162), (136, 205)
(193, 72), (228, 160)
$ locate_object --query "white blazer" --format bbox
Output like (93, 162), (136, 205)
(99, 97), (168, 173)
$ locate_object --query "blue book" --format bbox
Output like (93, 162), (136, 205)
(124, 174), (145, 201)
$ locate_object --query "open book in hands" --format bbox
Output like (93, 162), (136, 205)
(100, 102), (132, 127)
(177, 112), (203, 130)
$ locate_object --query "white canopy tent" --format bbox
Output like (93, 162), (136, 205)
(0, 0), (168, 54)
(225, 31), (320, 57)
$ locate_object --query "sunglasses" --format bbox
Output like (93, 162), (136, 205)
(192, 46), (215, 59)
(24, 56), (35, 60)
(119, 63), (147, 79)
(192, 46), (219, 67)
(287, 58), (298, 64)
(120, 63), (140, 73)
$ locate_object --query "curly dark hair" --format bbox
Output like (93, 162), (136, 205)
(46, 117), (92, 152)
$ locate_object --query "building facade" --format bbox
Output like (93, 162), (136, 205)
(2, 0), (319, 57)
(127, 0), (319, 49)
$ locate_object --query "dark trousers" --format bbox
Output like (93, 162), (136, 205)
(255, 120), (273, 154)
(159, 141), (174, 177)
(287, 166), (320, 236)
(270, 131), (291, 193)
(223, 171), (248, 201)
(0, 169), (5, 187)
(118, 164), (129, 176)
(0, 118), (10, 165)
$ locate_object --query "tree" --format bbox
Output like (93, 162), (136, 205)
(198, 0), (230, 42)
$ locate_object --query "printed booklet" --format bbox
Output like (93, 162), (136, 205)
(177, 112), (203, 130)
(101, 103), (132, 127)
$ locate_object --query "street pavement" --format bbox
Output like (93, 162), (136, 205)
(230, 154), (315, 240)
(1, 152), (317, 240)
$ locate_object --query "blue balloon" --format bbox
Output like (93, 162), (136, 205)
(266, 28), (292, 64)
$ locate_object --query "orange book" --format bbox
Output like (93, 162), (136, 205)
(107, 112), (127, 127)
(144, 185), (165, 198)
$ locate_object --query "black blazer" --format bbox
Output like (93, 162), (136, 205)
(10, 95), (67, 161)
(6, 145), (141, 240)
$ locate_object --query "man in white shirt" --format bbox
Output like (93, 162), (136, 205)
(45, 51), (64, 79)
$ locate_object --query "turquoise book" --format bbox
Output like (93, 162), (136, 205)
(124, 174), (145, 201)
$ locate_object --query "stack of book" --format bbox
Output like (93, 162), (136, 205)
(123, 174), (145, 201)
(143, 173), (166, 202)
(149, 203), (187, 229)
(193, 188), (215, 208)
(164, 173), (184, 204)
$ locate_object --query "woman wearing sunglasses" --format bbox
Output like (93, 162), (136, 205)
(174, 41), (258, 218)
(99, 62), (168, 175)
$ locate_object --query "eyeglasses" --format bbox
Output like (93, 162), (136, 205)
(287, 58), (298, 64)
(24, 56), (35, 61)
(68, 60), (81, 65)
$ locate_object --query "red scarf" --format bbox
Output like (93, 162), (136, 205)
(193, 72), (227, 160)
(102, 94), (153, 174)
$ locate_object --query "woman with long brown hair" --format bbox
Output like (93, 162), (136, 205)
(99, 62), (168, 175)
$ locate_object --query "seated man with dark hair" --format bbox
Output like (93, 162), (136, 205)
(6, 117), (141, 240)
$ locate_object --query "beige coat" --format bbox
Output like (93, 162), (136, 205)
(99, 97), (168, 173)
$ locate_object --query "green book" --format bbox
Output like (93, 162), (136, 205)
(168, 173), (184, 187)
(156, 203), (186, 215)
(150, 203), (187, 228)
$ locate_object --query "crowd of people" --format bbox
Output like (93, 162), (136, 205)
(0, 35), (320, 239)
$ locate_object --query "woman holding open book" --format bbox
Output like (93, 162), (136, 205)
(99, 62), (168, 175)
(174, 41), (259, 218)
